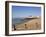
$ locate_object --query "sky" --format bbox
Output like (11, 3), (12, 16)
(12, 6), (41, 18)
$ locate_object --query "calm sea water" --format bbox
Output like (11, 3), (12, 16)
(12, 18), (31, 25)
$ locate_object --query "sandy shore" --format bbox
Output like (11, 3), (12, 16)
(12, 17), (41, 31)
